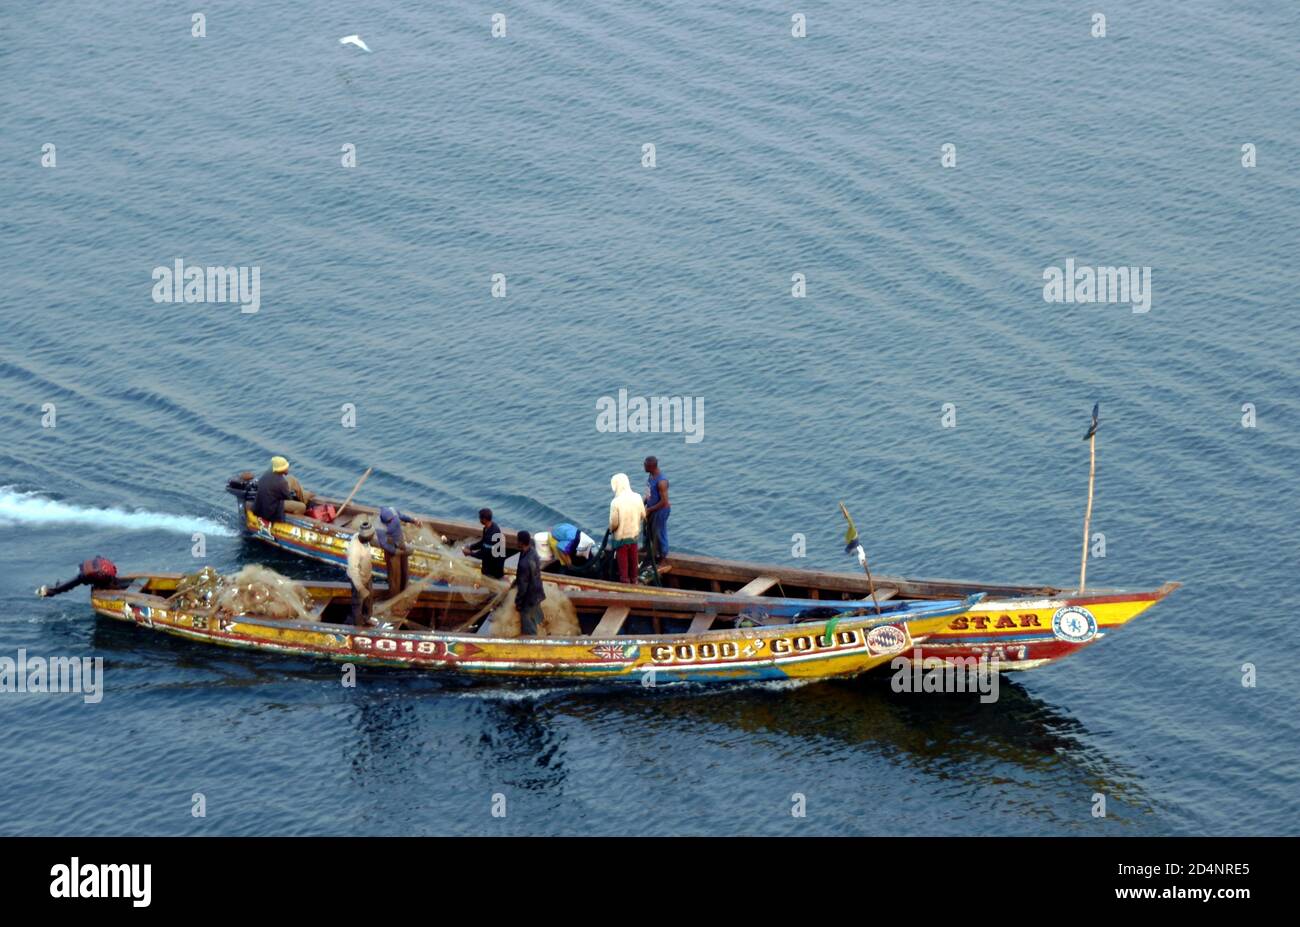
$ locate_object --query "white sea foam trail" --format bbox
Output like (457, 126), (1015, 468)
(0, 488), (235, 537)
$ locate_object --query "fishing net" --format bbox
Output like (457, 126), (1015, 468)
(310, 521), (509, 629)
(168, 566), (222, 610)
(365, 526), (513, 627)
(324, 514), (507, 600)
(541, 588), (582, 637)
(379, 525), (507, 612)
(372, 577), (431, 624)
(168, 565), (316, 621)
(401, 524), (505, 591)
(487, 585), (581, 638)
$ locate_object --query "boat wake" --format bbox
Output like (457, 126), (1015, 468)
(0, 488), (234, 537)
(446, 684), (575, 702)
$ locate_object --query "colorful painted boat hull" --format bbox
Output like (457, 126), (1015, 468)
(89, 579), (978, 685)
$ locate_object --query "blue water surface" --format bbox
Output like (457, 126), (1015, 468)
(0, 0), (1296, 835)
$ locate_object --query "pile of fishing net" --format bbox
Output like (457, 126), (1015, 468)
(372, 574), (579, 637)
(168, 565), (316, 621)
(485, 585), (581, 638)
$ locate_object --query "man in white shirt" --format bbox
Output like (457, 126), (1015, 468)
(609, 473), (647, 584)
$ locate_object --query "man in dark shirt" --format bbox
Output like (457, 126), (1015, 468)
(512, 530), (546, 636)
(252, 456), (302, 522)
(377, 506), (410, 598)
(463, 508), (506, 579)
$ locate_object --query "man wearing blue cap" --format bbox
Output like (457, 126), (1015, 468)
(378, 506), (410, 598)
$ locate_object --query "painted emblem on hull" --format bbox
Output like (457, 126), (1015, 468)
(122, 601), (153, 628)
(1051, 606), (1097, 643)
(866, 624), (908, 655)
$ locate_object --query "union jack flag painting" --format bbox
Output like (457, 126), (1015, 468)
(591, 643), (634, 661)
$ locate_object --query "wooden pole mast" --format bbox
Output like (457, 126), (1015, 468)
(335, 467), (373, 522)
(1079, 407), (1099, 592)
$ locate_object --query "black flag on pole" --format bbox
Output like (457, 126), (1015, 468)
(1084, 402), (1100, 440)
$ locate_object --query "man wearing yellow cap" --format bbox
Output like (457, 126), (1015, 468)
(253, 456), (312, 521)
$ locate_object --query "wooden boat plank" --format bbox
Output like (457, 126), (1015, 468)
(591, 606), (631, 637)
(735, 576), (778, 596)
(653, 550), (1064, 599)
(564, 589), (831, 616)
(687, 613), (716, 634)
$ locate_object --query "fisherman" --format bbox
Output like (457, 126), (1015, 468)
(512, 530), (546, 636)
(643, 456), (671, 562)
(609, 473), (646, 584)
(346, 521), (376, 626)
(541, 523), (596, 573)
(377, 507), (410, 598)
(284, 466), (313, 511)
(36, 556), (127, 597)
(252, 456), (312, 521)
(462, 508), (506, 579)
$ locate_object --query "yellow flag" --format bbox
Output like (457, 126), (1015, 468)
(838, 502), (861, 552)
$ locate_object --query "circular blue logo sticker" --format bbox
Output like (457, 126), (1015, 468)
(1052, 605), (1098, 643)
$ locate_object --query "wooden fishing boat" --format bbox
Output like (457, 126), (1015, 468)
(226, 474), (1178, 671)
(88, 572), (979, 684)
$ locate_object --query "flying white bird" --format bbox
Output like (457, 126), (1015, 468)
(339, 35), (372, 52)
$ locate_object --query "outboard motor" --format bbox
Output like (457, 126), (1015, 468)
(226, 471), (258, 510)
